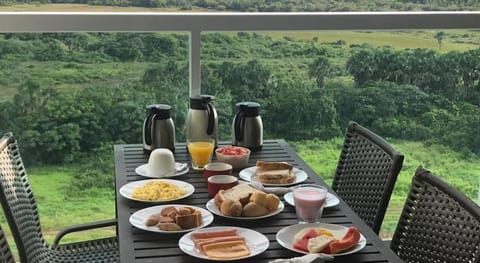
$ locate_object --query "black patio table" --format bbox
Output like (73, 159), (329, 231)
(114, 140), (403, 263)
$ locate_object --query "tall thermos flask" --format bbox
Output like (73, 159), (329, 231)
(143, 104), (176, 154)
(232, 102), (263, 151)
(186, 95), (218, 146)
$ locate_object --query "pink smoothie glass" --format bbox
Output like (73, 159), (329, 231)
(292, 184), (328, 224)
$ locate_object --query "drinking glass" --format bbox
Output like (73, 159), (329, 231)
(187, 138), (215, 170)
(292, 184), (328, 224)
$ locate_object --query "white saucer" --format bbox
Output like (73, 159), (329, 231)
(135, 162), (189, 178)
(283, 192), (340, 208)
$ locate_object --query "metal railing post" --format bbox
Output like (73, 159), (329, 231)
(189, 29), (201, 97)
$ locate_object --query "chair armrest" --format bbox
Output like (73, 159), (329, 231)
(52, 218), (117, 248)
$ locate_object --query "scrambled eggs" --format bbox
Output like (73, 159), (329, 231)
(132, 181), (187, 201)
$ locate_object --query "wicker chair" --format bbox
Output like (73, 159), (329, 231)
(332, 121), (404, 234)
(0, 223), (15, 263)
(391, 167), (480, 262)
(0, 132), (119, 263)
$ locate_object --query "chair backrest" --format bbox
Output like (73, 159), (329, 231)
(391, 167), (480, 263)
(0, 133), (50, 262)
(332, 121), (404, 234)
(0, 223), (15, 263)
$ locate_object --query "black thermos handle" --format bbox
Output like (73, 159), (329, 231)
(143, 112), (154, 145)
(234, 111), (244, 141)
(206, 103), (215, 135)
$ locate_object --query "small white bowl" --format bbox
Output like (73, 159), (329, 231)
(147, 148), (176, 177)
(215, 146), (251, 169)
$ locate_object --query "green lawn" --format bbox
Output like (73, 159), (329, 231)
(264, 30), (480, 52)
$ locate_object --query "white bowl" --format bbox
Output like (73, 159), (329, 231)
(147, 148), (176, 177)
(215, 146), (251, 169)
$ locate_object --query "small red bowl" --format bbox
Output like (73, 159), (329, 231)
(215, 146), (251, 169)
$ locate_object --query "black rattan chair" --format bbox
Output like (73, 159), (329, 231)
(0, 132), (119, 263)
(391, 167), (480, 263)
(332, 121), (404, 234)
(0, 223), (15, 263)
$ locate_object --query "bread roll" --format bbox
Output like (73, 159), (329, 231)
(249, 192), (268, 207)
(178, 207), (193, 216)
(145, 214), (161, 226)
(220, 198), (243, 217)
(265, 194), (280, 211)
(242, 202), (269, 217)
(161, 206), (178, 217)
(215, 183), (261, 206)
(158, 222), (182, 231)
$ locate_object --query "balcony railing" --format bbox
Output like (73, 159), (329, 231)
(1, 11), (479, 96)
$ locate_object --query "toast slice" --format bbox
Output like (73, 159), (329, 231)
(256, 161), (292, 170)
(255, 169), (295, 184)
(176, 211), (202, 229)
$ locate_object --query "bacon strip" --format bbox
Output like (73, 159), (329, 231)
(191, 229), (238, 240)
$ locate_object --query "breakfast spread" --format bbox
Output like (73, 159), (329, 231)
(191, 228), (250, 259)
(145, 206), (202, 231)
(254, 161), (296, 184)
(292, 226), (361, 254)
(132, 181), (187, 201)
(214, 183), (280, 217)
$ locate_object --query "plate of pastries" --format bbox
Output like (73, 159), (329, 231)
(129, 204), (214, 233)
(206, 183), (284, 219)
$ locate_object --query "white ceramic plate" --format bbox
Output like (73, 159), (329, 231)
(283, 192), (340, 208)
(179, 226), (269, 261)
(135, 162), (189, 178)
(119, 179), (195, 203)
(276, 223), (367, 257)
(129, 205), (214, 234)
(206, 198), (284, 220)
(239, 166), (308, 186)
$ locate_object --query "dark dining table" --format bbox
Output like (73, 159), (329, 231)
(114, 140), (403, 263)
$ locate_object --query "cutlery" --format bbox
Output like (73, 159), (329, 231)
(268, 253), (334, 263)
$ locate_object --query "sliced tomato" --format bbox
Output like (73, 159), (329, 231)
(217, 146), (248, 155)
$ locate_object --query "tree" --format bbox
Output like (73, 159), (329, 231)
(308, 56), (332, 89)
(434, 31), (446, 50)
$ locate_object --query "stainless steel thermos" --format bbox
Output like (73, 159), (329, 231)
(232, 102), (263, 151)
(143, 104), (175, 154)
(186, 95), (218, 145)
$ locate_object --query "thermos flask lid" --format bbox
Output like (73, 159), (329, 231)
(190, 95), (215, 110)
(146, 104), (171, 119)
(235, 102), (260, 117)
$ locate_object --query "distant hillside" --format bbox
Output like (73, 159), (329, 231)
(0, 0), (479, 11)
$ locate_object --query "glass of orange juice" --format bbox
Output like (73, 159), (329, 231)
(187, 138), (215, 170)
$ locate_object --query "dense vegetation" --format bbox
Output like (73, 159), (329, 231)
(1, 0), (479, 11)
(1, 32), (479, 167)
(0, 7), (479, 254)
